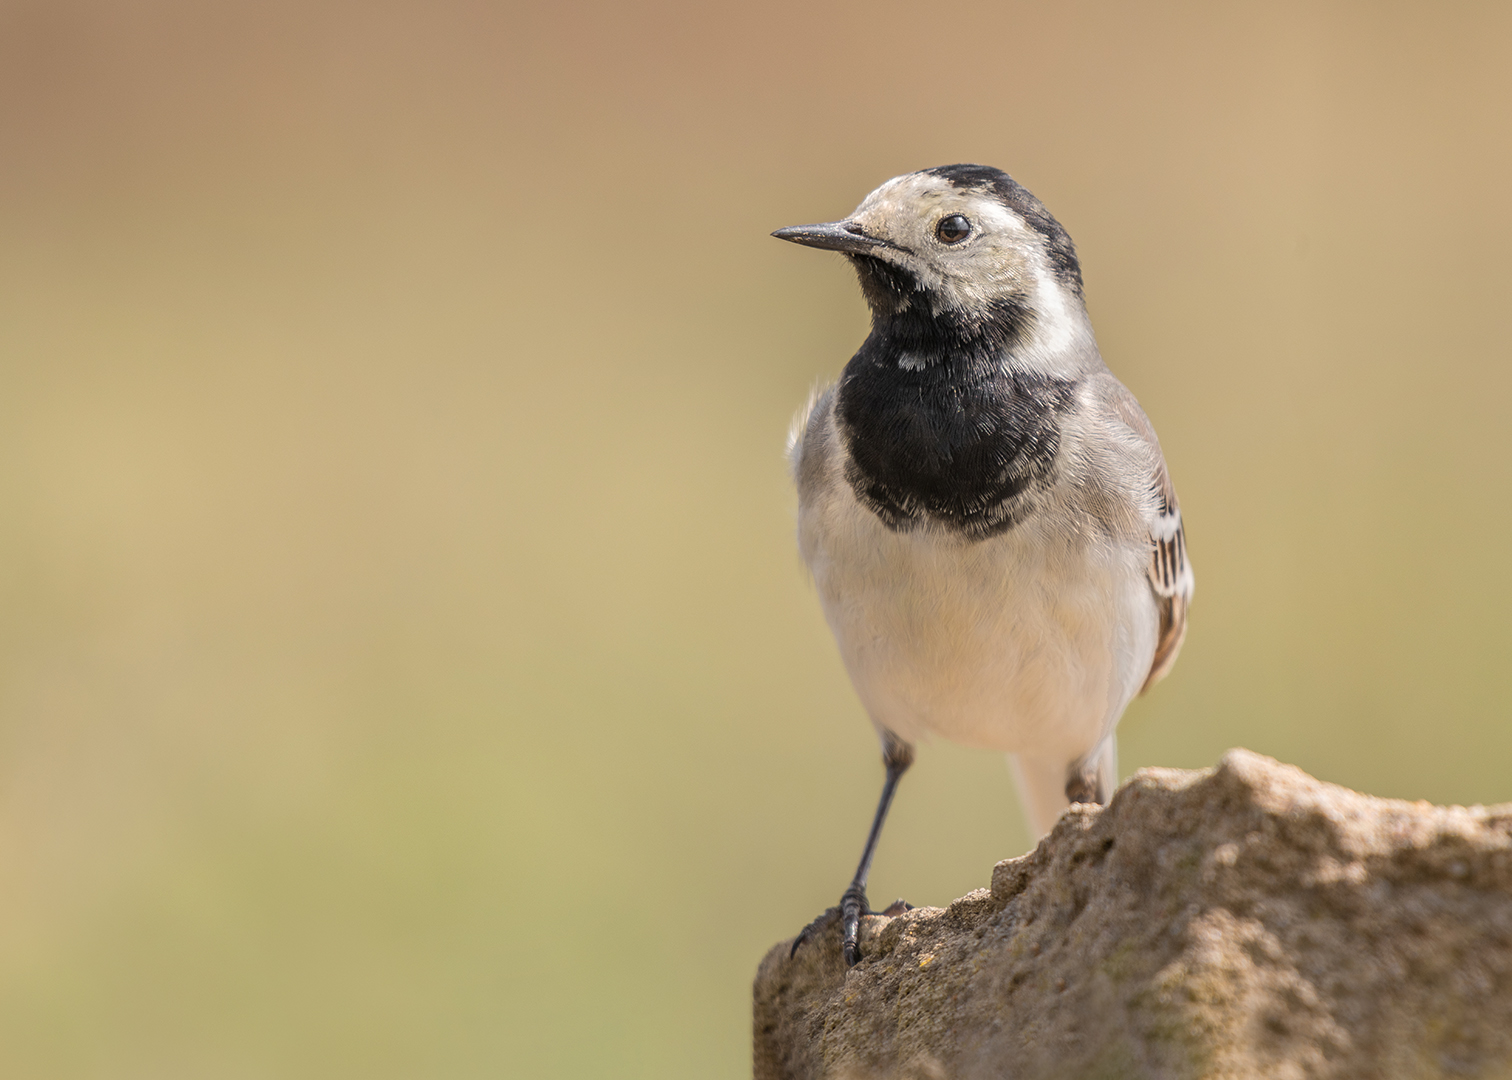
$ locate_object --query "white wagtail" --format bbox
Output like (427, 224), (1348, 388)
(774, 165), (1192, 966)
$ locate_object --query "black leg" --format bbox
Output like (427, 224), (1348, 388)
(839, 732), (914, 966)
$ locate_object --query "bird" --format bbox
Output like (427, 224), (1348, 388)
(773, 164), (1192, 966)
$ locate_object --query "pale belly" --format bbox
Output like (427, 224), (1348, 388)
(802, 497), (1158, 762)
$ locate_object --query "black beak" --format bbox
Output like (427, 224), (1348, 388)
(771, 220), (890, 255)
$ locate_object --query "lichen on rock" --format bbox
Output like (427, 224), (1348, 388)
(754, 750), (1512, 1079)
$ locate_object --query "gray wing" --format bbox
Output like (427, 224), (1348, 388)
(1108, 387), (1193, 693)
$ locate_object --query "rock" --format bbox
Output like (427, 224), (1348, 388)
(753, 750), (1512, 1079)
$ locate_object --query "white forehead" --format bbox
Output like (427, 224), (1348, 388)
(851, 172), (1030, 235)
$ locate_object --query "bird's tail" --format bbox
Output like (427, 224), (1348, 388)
(1008, 735), (1118, 841)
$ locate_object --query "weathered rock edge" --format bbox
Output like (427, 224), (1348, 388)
(754, 750), (1512, 1080)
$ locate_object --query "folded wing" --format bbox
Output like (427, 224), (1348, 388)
(1107, 385), (1193, 693)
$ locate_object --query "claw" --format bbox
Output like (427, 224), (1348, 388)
(788, 926), (809, 959)
(789, 907), (836, 959)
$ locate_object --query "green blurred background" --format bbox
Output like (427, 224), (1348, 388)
(1, 0), (1509, 1075)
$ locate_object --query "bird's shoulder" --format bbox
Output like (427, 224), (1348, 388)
(1073, 374), (1192, 690)
(787, 382), (840, 503)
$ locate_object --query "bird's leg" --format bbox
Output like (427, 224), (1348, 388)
(838, 732), (914, 966)
(787, 733), (915, 964)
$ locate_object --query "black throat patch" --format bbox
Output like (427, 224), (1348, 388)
(835, 255), (1078, 540)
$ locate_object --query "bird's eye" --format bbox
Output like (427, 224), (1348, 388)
(935, 214), (972, 243)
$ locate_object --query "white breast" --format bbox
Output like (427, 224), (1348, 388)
(798, 471), (1159, 766)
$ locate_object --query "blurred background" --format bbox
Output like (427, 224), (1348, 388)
(1, 0), (1509, 1075)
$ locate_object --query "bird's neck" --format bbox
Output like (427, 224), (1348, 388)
(848, 254), (1044, 377)
(864, 299), (1034, 379)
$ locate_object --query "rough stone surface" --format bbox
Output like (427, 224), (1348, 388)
(754, 750), (1512, 1079)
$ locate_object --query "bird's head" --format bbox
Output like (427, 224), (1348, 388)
(774, 165), (1092, 367)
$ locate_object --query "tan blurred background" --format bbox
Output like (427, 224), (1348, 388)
(0, 0), (1509, 1075)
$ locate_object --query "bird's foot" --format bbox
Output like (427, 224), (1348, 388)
(788, 892), (913, 965)
(839, 884), (868, 966)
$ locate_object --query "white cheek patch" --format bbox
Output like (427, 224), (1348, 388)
(924, 200), (1034, 315)
(1025, 267), (1081, 355)
(937, 200), (1086, 356)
